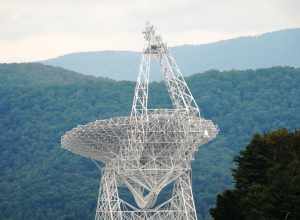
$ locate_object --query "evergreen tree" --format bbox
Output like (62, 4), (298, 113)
(210, 129), (300, 220)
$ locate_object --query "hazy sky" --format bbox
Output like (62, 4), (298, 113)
(1, 0), (299, 62)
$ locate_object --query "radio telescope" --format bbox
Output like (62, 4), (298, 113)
(61, 23), (218, 220)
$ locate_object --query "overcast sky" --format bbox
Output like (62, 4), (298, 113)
(1, 0), (299, 62)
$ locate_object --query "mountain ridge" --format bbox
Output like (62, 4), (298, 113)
(42, 28), (300, 81)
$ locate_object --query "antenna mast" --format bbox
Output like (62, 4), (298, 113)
(131, 23), (200, 117)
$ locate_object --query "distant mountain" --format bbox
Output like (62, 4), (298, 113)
(42, 28), (300, 81)
(1, 63), (300, 220)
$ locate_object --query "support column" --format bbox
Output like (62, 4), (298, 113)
(170, 170), (198, 220)
(95, 169), (122, 220)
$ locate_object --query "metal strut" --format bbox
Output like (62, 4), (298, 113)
(130, 23), (200, 118)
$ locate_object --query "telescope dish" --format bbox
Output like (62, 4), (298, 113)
(61, 109), (217, 164)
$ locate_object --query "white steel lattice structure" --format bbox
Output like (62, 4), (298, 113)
(61, 23), (218, 220)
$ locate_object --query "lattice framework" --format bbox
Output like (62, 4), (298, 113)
(61, 23), (218, 220)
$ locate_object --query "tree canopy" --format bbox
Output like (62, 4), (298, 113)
(210, 129), (300, 220)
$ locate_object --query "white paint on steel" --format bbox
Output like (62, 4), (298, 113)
(61, 23), (218, 220)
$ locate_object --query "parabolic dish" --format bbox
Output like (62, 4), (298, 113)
(61, 109), (218, 164)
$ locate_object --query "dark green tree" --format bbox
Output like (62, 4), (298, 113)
(210, 129), (300, 220)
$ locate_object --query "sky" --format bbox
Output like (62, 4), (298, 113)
(1, 0), (299, 62)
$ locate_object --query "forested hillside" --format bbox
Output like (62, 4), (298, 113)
(0, 63), (299, 220)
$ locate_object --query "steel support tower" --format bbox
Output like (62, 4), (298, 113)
(61, 23), (218, 220)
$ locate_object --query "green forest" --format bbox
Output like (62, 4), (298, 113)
(0, 63), (299, 219)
